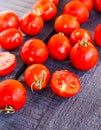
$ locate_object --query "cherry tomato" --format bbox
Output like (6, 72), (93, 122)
(0, 28), (23, 50)
(33, 0), (57, 22)
(0, 52), (16, 76)
(94, 24), (101, 47)
(70, 28), (93, 46)
(20, 12), (44, 36)
(50, 70), (81, 98)
(54, 14), (80, 36)
(48, 33), (72, 60)
(24, 64), (50, 91)
(94, 0), (101, 12)
(75, 0), (94, 11)
(70, 41), (98, 71)
(0, 11), (19, 32)
(20, 38), (49, 65)
(0, 79), (27, 113)
(63, 1), (89, 24)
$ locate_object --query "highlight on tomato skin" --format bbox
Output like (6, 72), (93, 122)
(50, 70), (81, 98)
(0, 79), (27, 114)
(24, 64), (51, 91)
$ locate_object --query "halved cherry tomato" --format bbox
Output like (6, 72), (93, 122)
(0, 11), (19, 32)
(70, 41), (98, 71)
(0, 79), (27, 113)
(75, 0), (94, 11)
(24, 64), (50, 91)
(48, 33), (72, 60)
(50, 70), (81, 98)
(63, 1), (89, 24)
(94, 0), (101, 12)
(70, 28), (93, 46)
(0, 52), (16, 76)
(54, 14), (80, 36)
(94, 24), (101, 47)
(0, 28), (23, 50)
(33, 0), (57, 22)
(20, 12), (44, 36)
(20, 38), (49, 65)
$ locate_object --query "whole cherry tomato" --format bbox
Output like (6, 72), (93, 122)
(48, 33), (72, 60)
(0, 79), (27, 113)
(70, 28), (93, 46)
(0, 52), (16, 76)
(0, 11), (19, 32)
(70, 41), (98, 71)
(20, 38), (49, 65)
(54, 14), (80, 36)
(75, 0), (94, 11)
(24, 64), (50, 91)
(94, 24), (101, 47)
(50, 70), (81, 98)
(94, 0), (101, 12)
(63, 1), (89, 24)
(33, 0), (57, 22)
(0, 28), (23, 50)
(20, 12), (44, 36)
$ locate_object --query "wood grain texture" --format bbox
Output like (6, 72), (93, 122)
(0, 0), (101, 130)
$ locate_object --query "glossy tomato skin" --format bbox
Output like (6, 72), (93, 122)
(94, 24), (101, 47)
(63, 1), (89, 24)
(70, 28), (93, 46)
(50, 0), (59, 5)
(48, 33), (72, 60)
(0, 28), (23, 50)
(33, 0), (57, 22)
(0, 79), (27, 113)
(20, 12), (44, 36)
(0, 52), (16, 76)
(54, 14), (80, 36)
(94, 0), (101, 12)
(0, 11), (19, 32)
(20, 38), (49, 65)
(50, 70), (81, 98)
(70, 41), (98, 71)
(24, 64), (50, 91)
(75, 0), (94, 11)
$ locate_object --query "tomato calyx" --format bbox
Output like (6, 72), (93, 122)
(0, 106), (15, 114)
(31, 72), (45, 91)
(80, 41), (90, 47)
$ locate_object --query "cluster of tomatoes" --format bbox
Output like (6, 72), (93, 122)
(0, 0), (101, 113)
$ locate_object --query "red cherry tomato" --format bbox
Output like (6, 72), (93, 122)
(63, 1), (89, 24)
(0, 52), (16, 76)
(48, 33), (72, 60)
(0, 28), (23, 50)
(75, 0), (94, 11)
(24, 64), (50, 91)
(20, 12), (44, 36)
(54, 14), (80, 36)
(70, 28), (93, 46)
(94, 0), (101, 12)
(50, 70), (81, 98)
(20, 38), (49, 65)
(33, 0), (57, 22)
(0, 79), (27, 113)
(0, 11), (19, 32)
(94, 24), (101, 47)
(70, 41), (98, 71)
